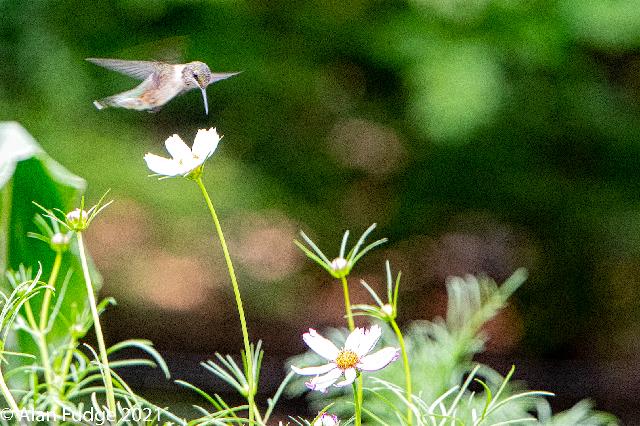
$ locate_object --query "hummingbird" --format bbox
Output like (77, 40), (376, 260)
(86, 58), (240, 114)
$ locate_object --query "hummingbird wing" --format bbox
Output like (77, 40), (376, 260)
(86, 58), (164, 80)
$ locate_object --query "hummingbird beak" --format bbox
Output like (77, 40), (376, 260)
(200, 87), (209, 115)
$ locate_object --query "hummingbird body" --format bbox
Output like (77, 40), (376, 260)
(87, 58), (239, 114)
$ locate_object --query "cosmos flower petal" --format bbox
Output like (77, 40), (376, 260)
(334, 367), (357, 387)
(192, 127), (220, 160)
(344, 327), (366, 352)
(178, 157), (202, 175)
(305, 368), (342, 393)
(357, 347), (400, 372)
(303, 329), (340, 361)
(291, 362), (337, 376)
(146, 129), (221, 178)
(164, 134), (191, 160)
(315, 413), (339, 426)
(354, 324), (382, 357)
(144, 153), (182, 176)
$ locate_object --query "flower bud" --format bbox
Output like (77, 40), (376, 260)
(50, 232), (71, 252)
(66, 208), (89, 231)
(330, 257), (350, 277)
(382, 303), (394, 317)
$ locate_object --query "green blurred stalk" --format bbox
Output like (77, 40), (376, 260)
(77, 232), (117, 416)
(340, 276), (362, 426)
(390, 318), (412, 425)
(196, 177), (256, 423)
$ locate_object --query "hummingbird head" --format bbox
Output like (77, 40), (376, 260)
(183, 61), (212, 114)
(184, 62), (212, 89)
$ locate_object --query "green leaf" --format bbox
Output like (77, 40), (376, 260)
(0, 122), (100, 376)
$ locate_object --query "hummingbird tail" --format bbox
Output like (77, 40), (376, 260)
(93, 99), (108, 110)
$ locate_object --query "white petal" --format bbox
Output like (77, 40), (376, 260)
(192, 127), (220, 160)
(314, 413), (339, 426)
(334, 367), (357, 388)
(354, 324), (382, 357)
(344, 327), (365, 352)
(179, 156), (203, 175)
(306, 368), (342, 393)
(303, 329), (340, 361)
(291, 362), (337, 376)
(144, 153), (181, 176)
(165, 134), (191, 160)
(357, 347), (400, 372)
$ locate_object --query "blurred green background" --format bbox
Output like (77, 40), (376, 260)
(2, 0), (639, 420)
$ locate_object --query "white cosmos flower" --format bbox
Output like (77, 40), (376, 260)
(144, 128), (220, 178)
(291, 324), (399, 393)
(314, 413), (339, 426)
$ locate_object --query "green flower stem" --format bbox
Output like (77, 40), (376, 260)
(39, 251), (62, 331)
(57, 333), (78, 394)
(195, 177), (255, 423)
(352, 381), (361, 425)
(23, 300), (54, 399)
(340, 276), (362, 425)
(0, 367), (19, 416)
(390, 318), (412, 425)
(0, 337), (18, 415)
(340, 276), (355, 331)
(356, 375), (364, 425)
(26, 251), (63, 401)
(77, 232), (117, 416)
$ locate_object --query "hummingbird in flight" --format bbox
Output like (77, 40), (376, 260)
(86, 58), (240, 114)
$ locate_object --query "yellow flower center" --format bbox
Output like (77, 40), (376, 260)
(335, 350), (359, 370)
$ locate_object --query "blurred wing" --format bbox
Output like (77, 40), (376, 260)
(210, 72), (242, 84)
(115, 35), (188, 64)
(86, 58), (163, 80)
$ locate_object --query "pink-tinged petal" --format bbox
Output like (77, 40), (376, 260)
(354, 324), (382, 357)
(343, 327), (366, 352)
(306, 368), (342, 393)
(144, 153), (181, 176)
(164, 134), (191, 160)
(192, 127), (220, 159)
(291, 362), (337, 376)
(334, 367), (357, 388)
(303, 329), (340, 361)
(357, 347), (400, 372)
(314, 413), (339, 426)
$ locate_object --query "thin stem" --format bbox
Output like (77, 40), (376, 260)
(77, 232), (116, 416)
(196, 177), (255, 423)
(23, 301), (54, 399)
(391, 319), (413, 426)
(356, 375), (363, 426)
(340, 276), (361, 425)
(0, 367), (19, 416)
(27, 251), (63, 403)
(353, 380), (361, 426)
(39, 252), (62, 331)
(53, 335), (77, 418)
(340, 276), (355, 331)
(55, 333), (78, 407)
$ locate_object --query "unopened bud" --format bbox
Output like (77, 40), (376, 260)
(51, 232), (71, 251)
(331, 257), (348, 271)
(66, 209), (89, 230)
(330, 257), (350, 277)
(382, 304), (394, 317)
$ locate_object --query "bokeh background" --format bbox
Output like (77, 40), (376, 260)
(2, 0), (640, 421)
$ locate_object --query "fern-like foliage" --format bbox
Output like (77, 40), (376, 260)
(287, 270), (618, 425)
